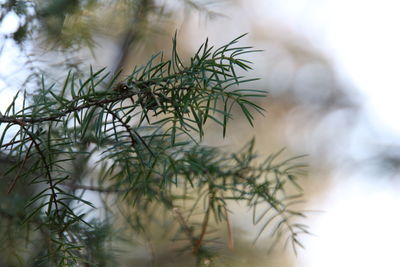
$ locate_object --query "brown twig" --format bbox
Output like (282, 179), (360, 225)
(7, 140), (34, 194)
(97, 103), (154, 156)
(192, 191), (214, 254)
(0, 89), (140, 125)
(0, 137), (32, 148)
(0, 70), (191, 126)
(225, 206), (234, 250)
(18, 123), (62, 221)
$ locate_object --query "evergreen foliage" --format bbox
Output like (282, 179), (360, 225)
(0, 1), (308, 266)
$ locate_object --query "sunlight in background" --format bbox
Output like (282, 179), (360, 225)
(321, 0), (400, 139)
(248, 0), (400, 266)
(253, 0), (400, 138)
(299, 176), (400, 267)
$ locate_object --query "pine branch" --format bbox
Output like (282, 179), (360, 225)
(0, 89), (140, 125)
(0, 34), (308, 265)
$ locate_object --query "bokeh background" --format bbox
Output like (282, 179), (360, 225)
(1, 0), (400, 266)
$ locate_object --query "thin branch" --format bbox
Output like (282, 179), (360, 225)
(7, 140), (34, 194)
(19, 123), (61, 222)
(0, 89), (139, 124)
(98, 103), (154, 156)
(193, 190), (214, 254)
(0, 137), (32, 148)
(225, 206), (234, 250)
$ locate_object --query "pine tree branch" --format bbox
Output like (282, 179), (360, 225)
(0, 89), (140, 125)
(19, 124), (62, 222)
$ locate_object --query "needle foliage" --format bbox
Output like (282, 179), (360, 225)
(0, 1), (308, 266)
(0, 35), (307, 266)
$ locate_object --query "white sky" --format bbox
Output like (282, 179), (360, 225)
(298, 175), (400, 267)
(253, 0), (400, 138)
(248, 1), (400, 266)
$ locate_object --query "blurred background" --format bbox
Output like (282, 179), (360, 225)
(1, 0), (400, 266)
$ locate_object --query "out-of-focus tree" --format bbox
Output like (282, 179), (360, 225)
(0, 1), (308, 266)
